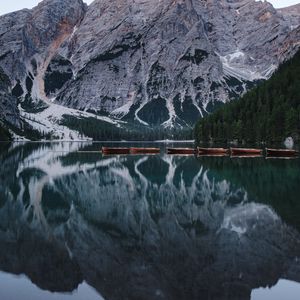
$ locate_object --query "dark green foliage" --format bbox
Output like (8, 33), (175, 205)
(21, 95), (49, 113)
(2, 119), (53, 141)
(44, 57), (73, 96)
(60, 115), (193, 141)
(137, 97), (169, 126)
(12, 81), (24, 97)
(224, 76), (244, 98)
(121, 102), (142, 122)
(137, 156), (169, 185)
(45, 71), (73, 95)
(0, 123), (11, 141)
(224, 76), (243, 89)
(195, 50), (300, 144)
(21, 123), (53, 141)
(26, 76), (33, 93)
(174, 95), (202, 125)
(205, 100), (224, 114)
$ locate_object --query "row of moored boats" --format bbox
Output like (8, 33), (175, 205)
(102, 147), (299, 158)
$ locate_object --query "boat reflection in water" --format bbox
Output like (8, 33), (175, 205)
(0, 142), (300, 300)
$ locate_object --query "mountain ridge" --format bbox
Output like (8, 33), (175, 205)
(0, 0), (299, 139)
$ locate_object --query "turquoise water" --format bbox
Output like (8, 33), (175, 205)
(0, 142), (300, 300)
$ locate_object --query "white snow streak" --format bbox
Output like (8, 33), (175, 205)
(19, 102), (121, 141)
(218, 50), (277, 81)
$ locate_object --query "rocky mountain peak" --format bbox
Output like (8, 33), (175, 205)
(278, 3), (300, 29)
(0, 0), (299, 136)
(0, 0), (86, 102)
(54, 0), (299, 128)
(24, 0), (86, 54)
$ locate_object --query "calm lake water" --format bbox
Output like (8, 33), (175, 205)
(0, 142), (300, 300)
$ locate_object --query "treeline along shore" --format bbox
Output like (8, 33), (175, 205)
(195, 50), (300, 145)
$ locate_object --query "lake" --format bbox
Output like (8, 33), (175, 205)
(0, 142), (300, 300)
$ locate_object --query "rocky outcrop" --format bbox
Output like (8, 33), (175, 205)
(0, 67), (20, 128)
(55, 0), (300, 127)
(278, 3), (300, 29)
(274, 25), (300, 64)
(0, 0), (86, 103)
(0, 0), (299, 130)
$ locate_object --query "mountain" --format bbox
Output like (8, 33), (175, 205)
(0, 67), (18, 140)
(0, 0), (299, 140)
(278, 3), (300, 29)
(195, 49), (300, 144)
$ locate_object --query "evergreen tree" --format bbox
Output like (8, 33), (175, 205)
(195, 50), (300, 144)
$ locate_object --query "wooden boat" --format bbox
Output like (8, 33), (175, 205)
(230, 148), (263, 156)
(167, 148), (196, 155)
(198, 147), (229, 155)
(265, 148), (299, 157)
(130, 147), (160, 154)
(101, 147), (130, 155)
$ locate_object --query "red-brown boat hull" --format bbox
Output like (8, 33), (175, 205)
(102, 147), (130, 155)
(198, 147), (229, 155)
(230, 148), (263, 155)
(130, 148), (160, 154)
(167, 148), (196, 155)
(266, 148), (299, 157)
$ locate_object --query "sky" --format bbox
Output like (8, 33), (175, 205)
(0, 0), (299, 16)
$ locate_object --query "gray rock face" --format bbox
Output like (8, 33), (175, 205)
(56, 0), (300, 127)
(0, 0), (86, 102)
(278, 3), (300, 29)
(0, 67), (20, 128)
(0, 0), (299, 129)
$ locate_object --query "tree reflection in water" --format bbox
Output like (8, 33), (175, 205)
(0, 142), (300, 300)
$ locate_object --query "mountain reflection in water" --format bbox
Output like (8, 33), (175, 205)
(0, 142), (300, 300)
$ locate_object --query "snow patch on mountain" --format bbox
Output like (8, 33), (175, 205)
(219, 51), (277, 81)
(20, 103), (122, 140)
